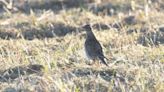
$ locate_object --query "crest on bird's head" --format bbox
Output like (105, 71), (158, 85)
(82, 24), (92, 31)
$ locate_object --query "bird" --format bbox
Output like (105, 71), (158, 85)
(82, 24), (108, 66)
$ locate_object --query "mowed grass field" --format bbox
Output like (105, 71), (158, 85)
(0, 0), (164, 92)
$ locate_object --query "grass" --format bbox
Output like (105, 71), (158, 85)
(0, 0), (164, 92)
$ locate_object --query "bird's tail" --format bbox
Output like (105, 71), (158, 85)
(98, 56), (108, 66)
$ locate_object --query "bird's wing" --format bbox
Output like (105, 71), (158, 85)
(94, 40), (104, 56)
(94, 41), (109, 66)
(85, 38), (107, 59)
(95, 40), (109, 59)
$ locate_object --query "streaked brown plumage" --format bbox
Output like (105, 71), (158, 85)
(83, 24), (108, 66)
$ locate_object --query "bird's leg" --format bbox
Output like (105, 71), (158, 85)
(94, 59), (100, 68)
(90, 59), (98, 68)
(90, 59), (95, 67)
(87, 59), (94, 65)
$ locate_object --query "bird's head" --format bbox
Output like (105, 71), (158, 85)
(82, 24), (92, 32)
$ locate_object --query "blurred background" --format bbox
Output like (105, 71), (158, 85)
(0, 0), (163, 44)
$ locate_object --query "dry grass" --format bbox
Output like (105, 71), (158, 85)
(0, 0), (164, 92)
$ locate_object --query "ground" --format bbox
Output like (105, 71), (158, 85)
(0, 0), (164, 92)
